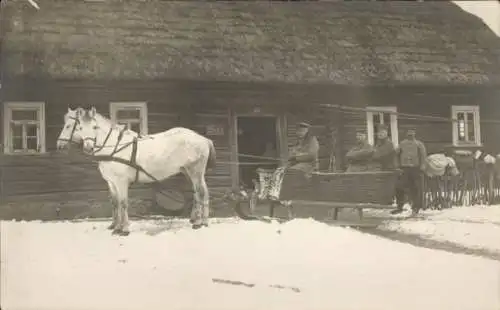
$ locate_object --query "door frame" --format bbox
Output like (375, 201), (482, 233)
(229, 111), (287, 190)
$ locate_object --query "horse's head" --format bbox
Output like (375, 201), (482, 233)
(78, 107), (101, 153)
(57, 107), (85, 150)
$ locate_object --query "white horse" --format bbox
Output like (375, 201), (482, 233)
(56, 107), (216, 235)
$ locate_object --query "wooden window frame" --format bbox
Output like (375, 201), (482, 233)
(3, 101), (46, 155)
(109, 102), (149, 135)
(451, 105), (481, 147)
(366, 106), (399, 147)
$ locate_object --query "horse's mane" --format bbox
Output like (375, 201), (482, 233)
(93, 111), (140, 137)
(93, 113), (125, 130)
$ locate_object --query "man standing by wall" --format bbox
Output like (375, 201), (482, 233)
(345, 130), (375, 172)
(372, 124), (396, 171)
(392, 128), (427, 216)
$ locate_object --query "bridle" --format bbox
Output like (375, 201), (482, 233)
(57, 115), (114, 154)
(78, 115), (144, 183)
(57, 115), (81, 146)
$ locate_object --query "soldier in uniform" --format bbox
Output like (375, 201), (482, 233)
(392, 128), (427, 216)
(372, 124), (396, 171)
(268, 121), (319, 201)
(345, 129), (375, 172)
(287, 122), (320, 176)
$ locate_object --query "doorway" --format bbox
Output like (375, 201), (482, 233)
(236, 116), (279, 188)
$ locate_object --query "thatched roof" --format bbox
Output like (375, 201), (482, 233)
(2, 0), (500, 85)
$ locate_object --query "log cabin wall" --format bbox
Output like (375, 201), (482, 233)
(475, 89), (500, 155)
(285, 85), (500, 173)
(1, 78), (499, 205)
(193, 104), (232, 190)
(394, 86), (500, 155)
(0, 78), (193, 202)
(338, 86), (500, 159)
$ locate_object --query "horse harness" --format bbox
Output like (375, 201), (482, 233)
(92, 131), (188, 204)
(92, 127), (143, 184)
(62, 115), (161, 185)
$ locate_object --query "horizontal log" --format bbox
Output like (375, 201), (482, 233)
(0, 188), (153, 203)
(322, 219), (381, 228)
(0, 155), (96, 167)
(313, 171), (398, 177)
(291, 200), (396, 209)
(3, 184), (107, 196)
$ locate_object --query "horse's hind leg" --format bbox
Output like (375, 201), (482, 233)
(199, 178), (210, 227)
(184, 166), (210, 229)
(192, 178), (209, 229)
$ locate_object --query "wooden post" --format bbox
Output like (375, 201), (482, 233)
(0, 165), (3, 204)
(357, 208), (363, 220)
(229, 107), (239, 191)
(336, 109), (345, 171)
(488, 171), (494, 205)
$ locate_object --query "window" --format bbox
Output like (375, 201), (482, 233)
(452, 105), (481, 146)
(3, 102), (46, 154)
(366, 106), (399, 146)
(109, 102), (148, 135)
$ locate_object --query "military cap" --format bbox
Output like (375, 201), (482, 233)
(297, 122), (312, 128)
(377, 124), (389, 131)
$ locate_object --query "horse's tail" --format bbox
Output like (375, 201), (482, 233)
(206, 139), (217, 170)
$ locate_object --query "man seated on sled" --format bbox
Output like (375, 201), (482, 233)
(345, 129), (376, 172)
(264, 121), (319, 201)
(287, 122), (320, 177)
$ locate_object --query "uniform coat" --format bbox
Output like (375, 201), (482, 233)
(346, 141), (376, 172)
(373, 138), (396, 170)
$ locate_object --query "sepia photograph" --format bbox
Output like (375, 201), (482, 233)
(0, 0), (499, 309)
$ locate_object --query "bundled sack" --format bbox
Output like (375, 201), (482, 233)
(474, 150), (497, 164)
(424, 153), (459, 177)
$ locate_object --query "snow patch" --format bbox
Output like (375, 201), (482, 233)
(380, 205), (500, 253)
(1, 217), (499, 310)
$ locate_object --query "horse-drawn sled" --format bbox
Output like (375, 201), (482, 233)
(55, 106), (463, 234)
(231, 167), (401, 228)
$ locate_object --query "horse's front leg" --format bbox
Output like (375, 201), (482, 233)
(106, 181), (118, 230)
(113, 182), (131, 236)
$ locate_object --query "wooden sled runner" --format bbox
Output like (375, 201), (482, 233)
(233, 169), (400, 228)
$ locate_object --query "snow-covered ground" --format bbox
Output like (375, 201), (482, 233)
(1, 217), (499, 310)
(378, 205), (500, 254)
